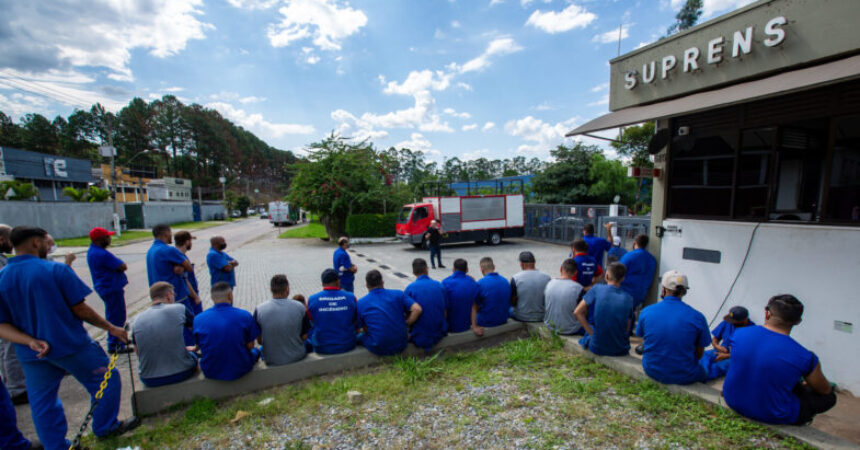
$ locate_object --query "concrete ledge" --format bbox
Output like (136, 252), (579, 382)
(133, 321), (526, 416)
(525, 323), (858, 450)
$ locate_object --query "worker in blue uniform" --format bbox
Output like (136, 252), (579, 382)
(472, 257), (511, 336)
(333, 237), (357, 293)
(0, 226), (139, 449)
(441, 259), (479, 333)
(404, 258), (448, 351)
(86, 227), (130, 353)
(582, 222), (614, 267)
(206, 235), (238, 288)
(357, 270), (422, 356)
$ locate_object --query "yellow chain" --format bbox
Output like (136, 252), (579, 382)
(95, 353), (119, 400)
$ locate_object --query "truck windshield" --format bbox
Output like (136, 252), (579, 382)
(397, 207), (412, 223)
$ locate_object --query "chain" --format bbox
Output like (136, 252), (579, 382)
(68, 351), (120, 450)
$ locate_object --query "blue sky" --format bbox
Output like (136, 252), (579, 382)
(0, 0), (754, 161)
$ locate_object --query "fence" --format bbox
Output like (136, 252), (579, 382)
(0, 201), (124, 239)
(524, 203), (650, 250)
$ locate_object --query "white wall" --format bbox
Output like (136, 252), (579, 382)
(0, 201), (124, 239)
(660, 218), (860, 394)
(142, 202), (193, 228)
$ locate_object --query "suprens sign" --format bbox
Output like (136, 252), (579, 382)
(624, 16), (787, 90)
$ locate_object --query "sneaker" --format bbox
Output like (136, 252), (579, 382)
(98, 417), (141, 440)
(29, 439), (43, 450)
(438, 265), (446, 268)
(11, 391), (28, 405)
(634, 344), (644, 355)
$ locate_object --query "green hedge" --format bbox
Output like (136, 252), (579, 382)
(346, 213), (398, 237)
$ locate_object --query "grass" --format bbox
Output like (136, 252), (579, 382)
(55, 220), (232, 247)
(278, 222), (328, 239)
(89, 335), (811, 449)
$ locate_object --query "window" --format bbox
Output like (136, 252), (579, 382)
(412, 207), (428, 222)
(825, 116), (860, 222)
(735, 128), (774, 219)
(668, 130), (736, 217)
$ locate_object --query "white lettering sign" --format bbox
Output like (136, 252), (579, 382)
(43, 158), (69, 178)
(624, 15), (787, 90)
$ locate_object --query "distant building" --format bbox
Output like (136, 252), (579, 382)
(0, 146), (93, 201)
(147, 177), (193, 201)
(448, 175), (535, 198)
(95, 163), (156, 203)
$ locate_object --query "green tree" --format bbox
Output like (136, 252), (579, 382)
(667, 0), (703, 35)
(236, 195), (251, 217)
(224, 190), (238, 214)
(86, 185), (111, 202)
(587, 153), (638, 205)
(62, 186), (87, 202)
(1, 181), (39, 200)
(20, 113), (59, 153)
(531, 143), (600, 204)
(0, 111), (23, 148)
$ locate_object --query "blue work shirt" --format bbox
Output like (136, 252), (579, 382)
(405, 275), (448, 351)
(712, 319), (754, 350)
(307, 287), (358, 354)
(619, 248), (657, 307)
(86, 244), (128, 295)
(608, 246), (627, 261)
(206, 248), (236, 287)
(573, 252), (602, 287)
(146, 239), (189, 299)
(193, 303), (261, 381)
(357, 288), (414, 356)
(333, 247), (354, 286)
(476, 272), (511, 327)
(442, 271), (479, 333)
(583, 234), (611, 266)
(723, 326), (818, 424)
(635, 296), (710, 385)
(0, 255), (93, 362)
(584, 284), (633, 356)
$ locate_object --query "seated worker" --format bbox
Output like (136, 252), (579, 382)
(472, 257), (511, 336)
(570, 239), (603, 292)
(607, 236), (627, 264)
(307, 269), (359, 355)
(404, 258), (448, 351)
(510, 251), (551, 322)
(699, 306), (754, 381)
(442, 258), (479, 334)
(193, 282), (261, 380)
(724, 295), (837, 425)
(254, 275), (309, 366)
(635, 271), (710, 385)
(132, 282), (199, 387)
(543, 258), (583, 335)
(357, 270), (422, 356)
(575, 262), (634, 356)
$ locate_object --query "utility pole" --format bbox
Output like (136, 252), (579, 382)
(99, 114), (121, 237)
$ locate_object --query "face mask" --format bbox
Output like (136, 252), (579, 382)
(219, 243), (227, 250)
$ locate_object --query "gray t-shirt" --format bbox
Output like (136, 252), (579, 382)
(133, 303), (197, 379)
(254, 298), (309, 366)
(543, 278), (584, 335)
(510, 269), (551, 322)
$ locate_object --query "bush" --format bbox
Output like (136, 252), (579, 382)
(345, 213), (398, 237)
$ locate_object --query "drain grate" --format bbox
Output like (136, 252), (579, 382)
(366, 258), (376, 262)
(378, 264), (390, 269)
(393, 272), (410, 279)
(355, 253), (365, 257)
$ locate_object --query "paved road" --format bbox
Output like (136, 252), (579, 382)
(13, 221), (571, 443)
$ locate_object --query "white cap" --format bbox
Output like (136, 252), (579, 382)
(613, 236), (621, 246)
(661, 270), (690, 290)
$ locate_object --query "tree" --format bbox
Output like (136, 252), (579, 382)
(20, 113), (59, 153)
(1, 180), (39, 200)
(587, 153), (638, 205)
(224, 190), (238, 214)
(667, 0), (703, 35)
(531, 143), (600, 204)
(62, 187), (87, 202)
(236, 195), (251, 217)
(86, 186), (112, 202)
(611, 122), (655, 213)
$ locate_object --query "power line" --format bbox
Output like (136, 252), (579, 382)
(0, 75), (95, 109)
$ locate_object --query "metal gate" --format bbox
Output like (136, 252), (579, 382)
(524, 203), (648, 248)
(124, 203), (144, 229)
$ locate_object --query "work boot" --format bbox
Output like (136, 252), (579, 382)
(98, 416), (141, 440)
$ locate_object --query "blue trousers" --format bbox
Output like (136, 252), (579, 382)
(0, 377), (30, 450)
(429, 245), (442, 267)
(699, 349), (731, 381)
(99, 290), (127, 351)
(178, 297), (199, 347)
(140, 352), (199, 388)
(20, 341), (122, 449)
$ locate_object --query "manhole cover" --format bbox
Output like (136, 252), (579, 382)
(366, 258), (376, 262)
(393, 272), (409, 279)
(379, 264), (390, 269)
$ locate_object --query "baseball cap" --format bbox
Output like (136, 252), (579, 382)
(518, 251), (536, 263)
(321, 268), (339, 284)
(89, 227), (115, 241)
(726, 306), (749, 322)
(661, 270), (690, 290)
(613, 236), (621, 246)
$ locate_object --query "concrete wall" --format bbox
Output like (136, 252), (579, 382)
(659, 219), (860, 394)
(0, 201), (124, 239)
(141, 202), (193, 228)
(199, 203), (226, 221)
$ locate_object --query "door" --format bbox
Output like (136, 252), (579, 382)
(124, 204), (144, 229)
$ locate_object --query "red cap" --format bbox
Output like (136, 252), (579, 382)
(89, 227), (115, 241)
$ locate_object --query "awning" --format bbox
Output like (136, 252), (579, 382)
(567, 53), (860, 136)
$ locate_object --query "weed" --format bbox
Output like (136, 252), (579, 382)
(393, 351), (443, 384)
(184, 397), (217, 424)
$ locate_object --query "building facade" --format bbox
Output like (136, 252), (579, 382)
(568, 0), (860, 393)
(0, 146), (93, 201)
(146, 177), (193, 201)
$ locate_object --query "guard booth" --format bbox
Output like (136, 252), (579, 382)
(567, 0), (860, 394)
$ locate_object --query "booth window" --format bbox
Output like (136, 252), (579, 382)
(735, 128), (774, 219)
(668, 130), (735, 217)
(825, 115), (860, 222)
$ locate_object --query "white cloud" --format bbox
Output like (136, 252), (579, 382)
(266, 0), (368, 52)
(451, 20), (461, 29)
(444, 108), (471, 119)
(0, 0), (212, 82)
(489, 0), (504, 6)
(383, 70), (452, 96)
(306, 55), (321, 64)
(239, 96), (267, 104)
(453, 36), (523, 73)
(669, 0), (756, 18)
(592, 24), (630, 44)
(462, 148), (489, 161)
(532, 101), (555, 111)
(505, 115), (579, 154)
(0, 92), (50, 119)
(462, 124), (478, 131)
(590, 82), (609, 93)
(482, 121), (495, 132)
(0, 68), (127, 111)
(457, 82), (473, 91)
(226, 0), (279, 9)
(163, 86), (185, 93)
(207, 101), (315, 137)
(526, 4), (596, 34)
(394, 132), (440, 156)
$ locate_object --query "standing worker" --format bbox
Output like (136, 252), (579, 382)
(0, 226), (139, 448)
(424, 220), (444, 269)
(333, 237), (357, 293)
(581, 223), (614, 268)
(86, 227), (131, 354)
(207, 236), (238, 288)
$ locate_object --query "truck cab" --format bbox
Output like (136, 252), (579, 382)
(396, 202), (434, 247)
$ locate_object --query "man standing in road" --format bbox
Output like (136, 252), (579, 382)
(510, 251), (551, 323)
(424, 220), (444, 269)
(0, 226), (139, 448)
(175, 231), (202, 346)
(333, 237), (357, 293)
(207, 236), (238, 289)
(146, 224), (195, 306)
(86, 227), (130, 354)
(357, 270), (422, 356)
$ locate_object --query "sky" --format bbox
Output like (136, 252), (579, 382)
(0, 0), (755, 161)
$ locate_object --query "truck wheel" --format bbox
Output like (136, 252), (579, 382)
(412, 243), (423, 249)
(488, 231), (502, 246)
